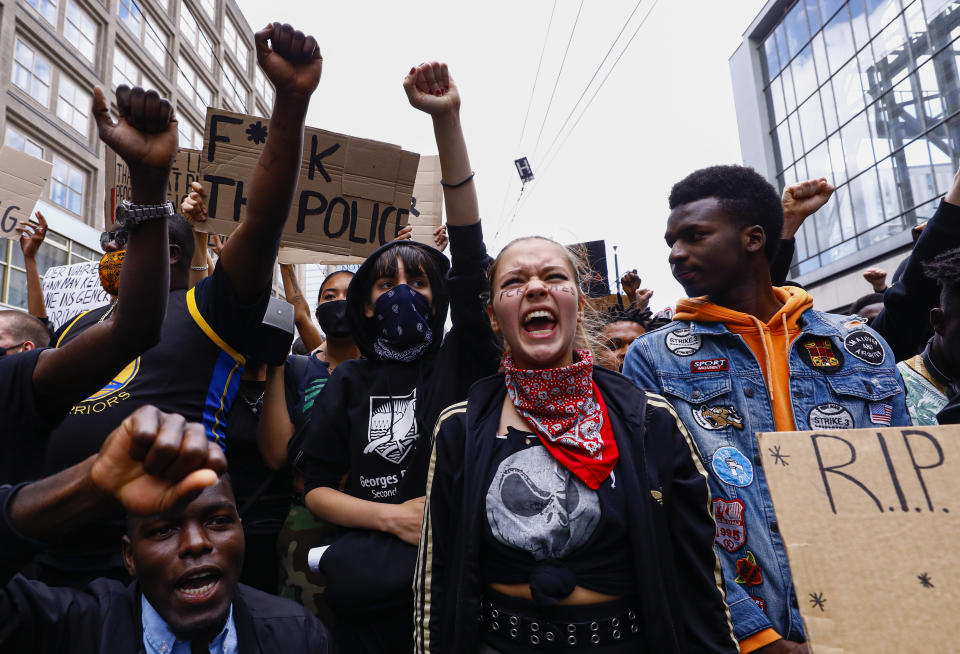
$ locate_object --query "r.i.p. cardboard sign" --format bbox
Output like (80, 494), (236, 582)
(104, 148), (201, 228)
(758, 426), (960, 652)
(198, 108), (419, 258)
(0, 146), (53, 240)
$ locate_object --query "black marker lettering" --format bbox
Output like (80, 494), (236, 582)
(324, 198), (350, 239)
(378, 206), (395, 244)
(811, 433), (883, 514)
(367, 203), (381, 244)
(348, 201), (366, 244)
(297, 190), (328, 233)
(902, 429), (945, 512)
(308, 135), (340, 182)
(877, 432), (908, 512)
(233, 180), (246, 222)
(395, 208), (409, 240)
(203, 175), (235, 217)
(410, 196), (420, 218)
(207, 114), (243, 161)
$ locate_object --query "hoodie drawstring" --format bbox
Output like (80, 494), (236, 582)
(749, 316), (776, 403)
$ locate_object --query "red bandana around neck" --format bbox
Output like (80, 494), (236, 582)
(503, 349), (619, 490)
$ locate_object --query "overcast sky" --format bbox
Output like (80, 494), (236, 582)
(236, 0), (768, 313)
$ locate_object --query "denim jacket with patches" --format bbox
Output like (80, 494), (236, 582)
(622, 309), (909, 642)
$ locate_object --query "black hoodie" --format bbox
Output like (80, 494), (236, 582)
(302, 221), (500, 504)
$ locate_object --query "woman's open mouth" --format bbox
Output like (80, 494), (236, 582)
(522, 309), (557, 336)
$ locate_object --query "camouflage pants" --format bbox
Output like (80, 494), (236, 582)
(276, 500), (340, 624)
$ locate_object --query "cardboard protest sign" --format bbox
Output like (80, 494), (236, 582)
(197, 108), (419, 258)
(41, 261), (111, 329)
(758, 425), (960, 653)
(104, 148), (201, 228)
(586, 294), (627, 314)
(275, 155), (443, 264)
(0, 146), (53, 240)
(567, 240), (610, 298)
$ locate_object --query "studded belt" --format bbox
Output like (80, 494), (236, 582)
(478, 597), (641, 648)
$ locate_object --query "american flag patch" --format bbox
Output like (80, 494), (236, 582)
(869, 402), (892, 426)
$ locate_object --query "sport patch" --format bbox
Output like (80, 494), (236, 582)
(870, 402), (893, 426)
(693, 405), (745, 431)
(665, 328), (701, 356)
(808, 402), (854, 430)
(843, 330), (885, 365)
(712, 446), (754, 487)
(713, 498), (746, 552)
(691, 358), (728, 373)
(734, 551), (763, 586)
(750, 596), (767, 613)
(797, 336), (843, 373)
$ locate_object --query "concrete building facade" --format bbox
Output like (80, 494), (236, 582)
(0, 0), (283, 311)
(730, 0), (960, 310)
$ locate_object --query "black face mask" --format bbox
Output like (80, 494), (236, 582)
(316, 300), (351, 339)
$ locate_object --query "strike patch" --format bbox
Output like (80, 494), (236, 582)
(712, 446), (754, 487)
(870, 402), (893, 426)
(750, 596), (767, 613)
(807, 402), (854, 430)
(843, 330), (885, 365)
(665, 328), (701, 356)
(691, 358), (728, 373)
(734, 551), (763, 586)
(797, 336), (843, 373)
(713, 498), (746, 552)
(693, 405), (745, 431)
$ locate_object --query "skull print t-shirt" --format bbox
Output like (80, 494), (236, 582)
(481, 426), (635, 599)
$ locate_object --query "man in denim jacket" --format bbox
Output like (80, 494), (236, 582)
(623, 166), (909, 654)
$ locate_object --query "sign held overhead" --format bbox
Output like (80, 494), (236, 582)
(0, 146), (53, 240)
(198, 108), (420, 258)
(104, 148), (201, 228)
(758, 425), (960, 653)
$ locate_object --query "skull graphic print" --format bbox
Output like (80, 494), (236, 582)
(486, 447), (600, 560)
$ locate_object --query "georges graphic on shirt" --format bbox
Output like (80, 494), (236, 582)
(363, 390), (419, 464)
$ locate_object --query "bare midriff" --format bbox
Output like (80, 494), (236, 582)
(488, 583), (621, 606)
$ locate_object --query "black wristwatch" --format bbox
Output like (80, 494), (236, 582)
(115, 200), (175, 229)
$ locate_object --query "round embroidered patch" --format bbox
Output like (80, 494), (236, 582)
(665, 328), (701, 356)
(797, 335), (844, 373)
(843, 330), (885, 365)
(712, 446), (754, 487)
(808, 402), (855, 430)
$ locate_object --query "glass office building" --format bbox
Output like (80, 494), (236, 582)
(732, 0), (960, 300)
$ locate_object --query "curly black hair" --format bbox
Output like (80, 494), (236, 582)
(668, 165), (783, 261)
(923, 247), (960, 296)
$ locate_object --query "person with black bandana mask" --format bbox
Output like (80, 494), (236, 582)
(299, 61), (500, 653)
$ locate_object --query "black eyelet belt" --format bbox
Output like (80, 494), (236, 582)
(478, 598), (641, 648)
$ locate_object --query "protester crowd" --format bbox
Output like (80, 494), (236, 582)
(2, 18), (960, 654)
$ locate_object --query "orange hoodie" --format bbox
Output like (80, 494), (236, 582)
(675, 286), (813, 432)
(675, 287), (813, 652)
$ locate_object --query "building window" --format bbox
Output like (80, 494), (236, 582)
(222, 64), (247, 112)
(178, 56), (212, 112)
(5, 126), (44, 159)
(222, 17), (250, 71)
(13, 39), (52, 107)
(51, 157), (85, 215)
(196, 0), (216, 20)
(254, 67), (274, 107)
(26, 0), (58, 25)
(118, 0), (167, 66)
(178, 118), (203, 149)
(180, 3), (214, 70)
(57, 75), (91, 135)
(113, 47), (141, 88)
(63, 1), (97, 63)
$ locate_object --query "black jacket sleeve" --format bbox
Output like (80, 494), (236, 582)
(445, 222), (494, 340)
(0, 484), (107, 652)
(872, 199), (960, 360)
(414, 404), (467, 654)
(645, 398), (738, 654)
(301, 365), (354, 494)
(770, 238), (795, 287)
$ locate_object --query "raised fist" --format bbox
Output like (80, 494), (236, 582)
(255, 23), (322, 100)
(862, 267), (887, 292)
(90, 406), (226, 515)
(621, 270), (641, 297)
(403, 62), (460, 117)
(181, 181), (208, 225)
(93, 85), (177, 175)
(782, 178), (835, 238)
